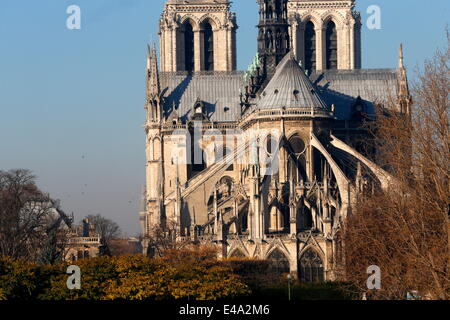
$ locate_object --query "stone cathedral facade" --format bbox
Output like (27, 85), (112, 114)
(140, 0), (411, 282)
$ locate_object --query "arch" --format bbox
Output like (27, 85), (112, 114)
(179, 16), (199, 31)
(321, 10), (345, 27)
(310, 133), (351, 218)
(304, 21), (316, 73)
(313, 145), (326, 181)
(171, 137), (251, 226)
(200, 20), (215, 71)
(298, 248), (324, 282)
(297, 203), (313, 230)
(265, 133), (278, 155)
(229, 248), (246, 258)
(325, 20), (338, 70)
(288, 134), (306, 154)
(266, 248), (290, 275)
(265, 29), (274, 51)
(274, 0), (283, 20)
(152, 137), (162, 161)
(329, 134), (397, 191)
(267, 5), (273, 19)
(218, 175), (234, 198)
(268, 203), (285, 232)
(207, 175), (234, 211)
(258, 29), (265, 51)
(300, 12), (321, 29)
(287, 134), (307, 182)
(182, 21), (195, 72)
(198, 14), (221, 30)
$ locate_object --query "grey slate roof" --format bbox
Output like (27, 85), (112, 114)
(160, 71), (244, 123)
(159, 68), (399, 123)
(256, 54), (330, 111)
(310, 69), (398, 120)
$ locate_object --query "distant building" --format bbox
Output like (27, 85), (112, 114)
(64, 219), (101, 261)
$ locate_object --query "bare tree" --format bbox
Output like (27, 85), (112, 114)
(0, 169), (70, 262)
(85, 214), (121, 255)
(339, 34), (450, 300)
(145, 219), (190, 257)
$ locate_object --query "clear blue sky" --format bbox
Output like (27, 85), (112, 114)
(0, 0), (448, 235)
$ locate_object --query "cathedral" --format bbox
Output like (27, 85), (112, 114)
(139, 0), (411, 282)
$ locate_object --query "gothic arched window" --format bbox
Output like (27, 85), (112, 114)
(230, 249), (246, 258)
(267, 6), (273, 19)
(269, 203), (285, 232)
(191, 137), (206, 173)
(304, 21), (316, 73)
(290, 135), (305, 154)
(297, 205), (313, 230)
(325, 21), (338, 70)
(267, 249), (290, 275)
(299, 249), (324, 282)
(288, 135), (307, 182)
(184, 22), (195, 71)
(274, 0), (281, 19)
(240, 204), (249, 233)
(258, 29), (265, 51)
(203, 22), (214, 71)
(266, 29), (273, 51)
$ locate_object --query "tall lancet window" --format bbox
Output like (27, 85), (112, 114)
(274, 0), (281, 19)
(304, 21), (316, 73)
(203, 23), (214, 71)
(325, 21), (338, 70)
(184, 22), (194, 72)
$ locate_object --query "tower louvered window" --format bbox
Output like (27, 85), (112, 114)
(203, 23), (214, 71)
(326, 21), (338, 70)
(304, 21), (316, 72)
(184, 22), (194, 72)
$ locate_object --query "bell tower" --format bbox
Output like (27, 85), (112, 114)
(287, 0), (362, 71)
(159, 0), (238, 72)
(257, 0), (291, 79)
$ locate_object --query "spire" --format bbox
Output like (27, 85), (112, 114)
(146, 43), (162, 123)
(398, 43), (404, 68)
(396, 43), (412, 114)
(147, 44), (160, 101)
(147, 43), (151, 66)
(257, 0), (291, 82)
